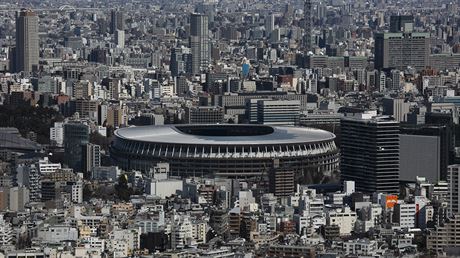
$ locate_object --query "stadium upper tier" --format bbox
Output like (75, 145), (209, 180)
(114, 124), (336, 145)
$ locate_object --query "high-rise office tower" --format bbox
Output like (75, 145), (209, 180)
(64, 122), (89, 172)
(265, 14), (275, 37)
(195, 2), (216, 23)
(82, 143), (101, 177)
(374, 32), (430, 71)
(15, 9), (39, 74)
(448, 164), (460, 216)
(190, 13), (210, 74)
(110, 10), (124, 34)
(341, 114), (400, 194)
(170, 48), (182, 77)
(115, 30), (125, 48)
(304, 0), (312, 51)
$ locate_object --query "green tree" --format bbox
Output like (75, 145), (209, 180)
(115, 174), (133, 201)
(0, 105), (63, 144)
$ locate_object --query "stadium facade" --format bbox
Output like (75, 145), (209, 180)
(110, 124), (339, 180)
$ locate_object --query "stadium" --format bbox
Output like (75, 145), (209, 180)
(110, 124), (339, 180)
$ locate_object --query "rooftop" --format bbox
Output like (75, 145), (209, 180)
(115, 124), (335, 145)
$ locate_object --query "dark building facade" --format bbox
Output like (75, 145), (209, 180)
(110, 10), (124, 34)
(401, 122), (454, 181)
(341, 116), (400, 194)
(170, 47), (192, 77)
(185, 106), (224, 124)
(64, 123), (89, 172)
(269, 168), (295, 197)
(15, 9), (39, 74)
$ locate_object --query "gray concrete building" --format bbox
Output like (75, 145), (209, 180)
(427, 213), (460, 253)
(256, 99), (300, 126)
(400, 134), (441, 183)
(374, 32), (430, 71)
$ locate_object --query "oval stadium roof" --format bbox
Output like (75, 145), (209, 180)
(115, 124), (335, 146)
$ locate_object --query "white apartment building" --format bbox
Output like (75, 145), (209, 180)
(50, 122), (64, 147)
(343, 239), (378, 256)
(108, 228), (140, 257)
(81, 236), (106, 250)
(71, 182), (83, 204)
(393, 202), (416, 229)
(146, 178), (183, 198)
(0, 214), (13, 246)
(37, 226), (78, 244)
(192, 221), (207, 244)
(326, 207), (357, 236)
(171, 215), (193, 249)
(38, 157), (62, 174)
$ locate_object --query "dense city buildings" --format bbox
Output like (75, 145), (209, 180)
(1, 0), (460, 256)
